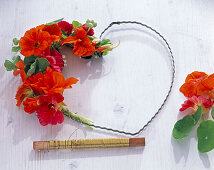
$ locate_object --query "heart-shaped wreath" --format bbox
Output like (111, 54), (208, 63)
(4, 19), (175, 137)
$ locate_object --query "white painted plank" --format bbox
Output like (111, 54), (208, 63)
(0, 0), (214, 169)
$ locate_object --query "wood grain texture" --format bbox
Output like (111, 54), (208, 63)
(33, 138), (145, 150)
(0, 0), (214, 169)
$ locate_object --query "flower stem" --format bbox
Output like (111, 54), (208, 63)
(60, 107), (93, 129)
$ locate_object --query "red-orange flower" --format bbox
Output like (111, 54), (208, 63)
(180, 71), (214, 98)
(19, 26), (52, 57)
(61, 27), (95, 57)
(40, 24), (62, 42)
(180, 95), (213, 113)
(180, 71), (209, 97)
(23, 97), (38, 114)
(13, 60), (26, 82)
(24, 67), (78, 95)
(15, 84), (32, 106)
(37, 93), (64, 126)
(41, 67), (79, 94)
(24, 72), (44, 93)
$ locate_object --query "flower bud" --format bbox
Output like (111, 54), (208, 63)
(97, 44), (114, 52)
(92, 38), (101, 46)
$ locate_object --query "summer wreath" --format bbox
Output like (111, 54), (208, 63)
(4, 19), (175, 137)
(4, 18), (117, 127)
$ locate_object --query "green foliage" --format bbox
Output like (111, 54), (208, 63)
(12, 46), (21, 52)
(86, 19), (97, 28)
(35, 58), (49, 74)
(96, 39), (111, 48)
(173, 106), (202, 139)
(61, 29), (68, 38)
(60, 107), (93, 129)
(13, 38), (19, 45)
(24, 55), (49, 76)
(211, 105), (214, 120)
(12, 55), (21, 63)
(197, 120), (214, 153)
(24, 55), (38, 65)
(46, 18), (64, 26)
(72, 21), (82, 29)
(4, 55), (21, 71)
(4, 60), (16, 71)
(102, 50), (109, 56)
(27, 61), (37, 76)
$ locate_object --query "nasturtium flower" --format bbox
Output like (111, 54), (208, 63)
(58, 21), (73, 35)
(19, 24), (62, 57)
(13, 60), (26, 82)
(24, 67), (78, 95)
(23, 97), (38, 114)
(40, 24), (62, 42)
(61, 27), (96, 57)
(24, 72), (44, 94)
(40, 48), (64, 72)
(81, 24), (94, 36)
(19, 26), (52, 57)
(15, 84), (32, 106)
(41, 67), (78, 94)
(37, 93), (64, 126)
(180, 71), (208, 97)
(180, 95), (213, 114)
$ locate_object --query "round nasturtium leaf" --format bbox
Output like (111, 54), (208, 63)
(173, 106), (202, 139)
(197, 120), (214, 153)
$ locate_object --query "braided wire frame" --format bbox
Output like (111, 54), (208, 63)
(78, 21), (175, 136)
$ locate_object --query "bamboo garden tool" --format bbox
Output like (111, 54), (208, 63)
(33, 137), (145, 150)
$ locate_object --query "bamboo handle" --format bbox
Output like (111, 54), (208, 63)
(33, 137), (145, 150)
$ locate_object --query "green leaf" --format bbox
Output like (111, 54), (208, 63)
(211, 105), (214, 120)
(4, 60), (16, 71)
(27, 61), (37, 76)
(197, 120), (214, 153)
(102, 50), (109, 56)
(34, 58), (49, 74)
(173, 106), (202, 139)
(12, 55), (21, 64)
(46, 18), (64, 25)
(72, 21), (82, 29)
(24, 55), (38, 65)
(12, 46), (21, 52)
(61, 29), (68, 38)
(96, 39), (111, 47)
(13, 38), (19, 45)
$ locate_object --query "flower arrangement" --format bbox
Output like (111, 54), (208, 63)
(4, 18), (116, 127)
(173, 71), (214, 153)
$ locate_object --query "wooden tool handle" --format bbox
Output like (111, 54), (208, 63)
(33, 137), (145, 150)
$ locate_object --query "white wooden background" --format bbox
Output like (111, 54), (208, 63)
(1, 0), (214, 169)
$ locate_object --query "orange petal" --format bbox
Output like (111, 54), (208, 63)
(13, 70), (20, 76)
(185, 71), (208, 83)
(75, 27), (87, 39)
(61, 36), (78, 45)
(15, 60), (25, 69)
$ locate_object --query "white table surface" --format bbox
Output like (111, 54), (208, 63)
(1, 0), (214, 169)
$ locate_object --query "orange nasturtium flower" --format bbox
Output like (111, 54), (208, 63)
(19, 24), (62, 57)
(39, 24), (62, 42)
(180, 71), (214, 97)
(61, 27), (96, 57)
(41, 67), (79, 94)
(15, 84), (32, 106)
(13, 60), (26, 82)
(24, 67), (78, 95)
(23, 97), (39, 114)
